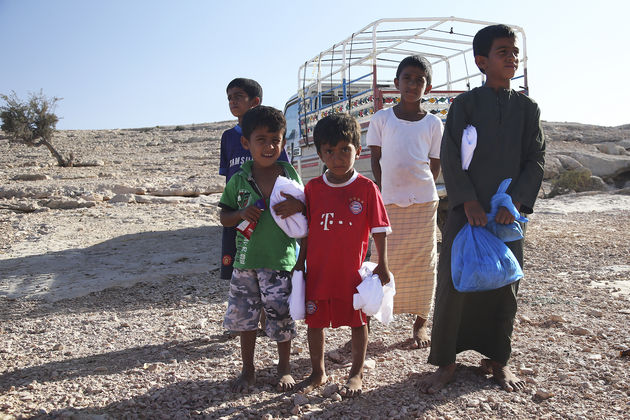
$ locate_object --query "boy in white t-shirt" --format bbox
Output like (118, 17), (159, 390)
(367, 55), (443, 348)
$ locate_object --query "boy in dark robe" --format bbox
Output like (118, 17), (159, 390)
(419, 24), (545, 394)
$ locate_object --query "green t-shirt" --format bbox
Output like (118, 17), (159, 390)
(219, 160), (302, 271)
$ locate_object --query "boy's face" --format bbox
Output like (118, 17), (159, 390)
(394, 66), (432, 104)
(475, 37), (519, 86)
(317, 140), (361, 184)
(227, 87), (260, 119)
(241, 126), (286, 168)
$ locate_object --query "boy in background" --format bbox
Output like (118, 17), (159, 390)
(367, 55), (443, 349)
(219, 106), (303, 392)
(420, 24), (545, 394)
(219, 78), (288, 280)
(295, 113), (391, 397)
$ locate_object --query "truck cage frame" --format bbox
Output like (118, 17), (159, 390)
(294, 17), (528, 145)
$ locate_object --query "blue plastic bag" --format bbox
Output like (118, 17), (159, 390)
(485, 178), (529, 243)
(451, 223), (523, 292)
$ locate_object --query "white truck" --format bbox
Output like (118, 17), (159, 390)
(283, 17), (529, 218)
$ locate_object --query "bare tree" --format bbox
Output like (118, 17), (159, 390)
(0, 90), (73, 167)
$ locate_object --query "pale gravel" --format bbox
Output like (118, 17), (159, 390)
(0, 122), (629, 419)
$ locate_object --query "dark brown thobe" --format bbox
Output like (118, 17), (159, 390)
(428, 86), (545, 366)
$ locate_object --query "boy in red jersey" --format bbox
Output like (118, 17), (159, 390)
(294, 113), (391, 397)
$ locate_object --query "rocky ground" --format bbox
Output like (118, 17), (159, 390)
(0, 121), (629, 419)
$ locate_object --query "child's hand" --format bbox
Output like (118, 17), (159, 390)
(272, 192), (305, 219)
(464, 200), (487, 226)
(495, 206), (516, 224)
(372, 264), (391, 286)
(495, 201), (521, 224)
(292, 261), (305, 273)
(239, 205), (263, 223)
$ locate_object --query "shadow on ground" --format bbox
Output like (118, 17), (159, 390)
(0, 226), (223, 319)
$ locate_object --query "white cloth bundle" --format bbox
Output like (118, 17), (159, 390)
(353, 274), (383, 316)
(353, 262), (396, 324)
(270, 176), (308, 238)
(461, 124), (477, 170)
(289, 270), (306, 320)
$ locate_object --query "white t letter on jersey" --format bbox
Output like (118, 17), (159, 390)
(321, 212), (335, 231)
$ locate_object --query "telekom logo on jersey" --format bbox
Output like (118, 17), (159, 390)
(320, 212), (354, 230)
(320, 213), (335, 231)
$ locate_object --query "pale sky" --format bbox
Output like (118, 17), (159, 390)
(1, 0), (627, 130)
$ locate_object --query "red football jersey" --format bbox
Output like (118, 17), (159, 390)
(305, 171), (391, 301)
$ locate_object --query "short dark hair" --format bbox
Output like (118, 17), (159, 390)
(226, 78), (263, 102)
(473, 24), (517, 58)
(241, 105), (286, 140)
(395, 55), (433, 85)
(313, 113), (361, 153)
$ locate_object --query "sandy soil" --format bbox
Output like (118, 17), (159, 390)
(0, 123), (629, 419)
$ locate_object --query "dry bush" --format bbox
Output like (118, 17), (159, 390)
(548, 167), (593, 197)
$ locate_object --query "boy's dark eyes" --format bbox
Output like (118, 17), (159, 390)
(323, 147), (351, 154)
(497, 48), (519, 57)
(403, 75), (425, 83)
(256, 137), (282, 144)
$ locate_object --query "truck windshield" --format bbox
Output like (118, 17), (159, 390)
(284, 100), (299, 161)
(285, 101), (299, 142)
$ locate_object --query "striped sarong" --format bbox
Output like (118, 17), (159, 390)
(374, 201), (438, 318)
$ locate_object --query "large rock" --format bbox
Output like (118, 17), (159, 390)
(0, 186), (55, 199)
(39, 198), (96, 209)
(588, 176), (607, 191)
(135, 195), (186, 204)
(149, 186), (202, 197)
(0, 198), (45, 213)
(108, 193), (136, 203)
(12, 174), (51, 181)
(595, 143), (628, 155)
(566, 151), (630, 178)
(74, 159), (105, 167)
(556, 155), (583, 171)
(544, 156), (562, 179)
(111, 185), (146, 195)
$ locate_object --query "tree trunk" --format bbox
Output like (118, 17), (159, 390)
(40, 137), (73, 167)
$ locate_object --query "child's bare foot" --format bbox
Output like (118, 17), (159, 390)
(296, 372), (328, 394)
(418, 363), (455, 394)
(413, 316), (431, 349)
(487, 360), (525, 392)
(478, 358), (493, 375)
(277, 373), (296, 392)
(340, 373), (362, 398)
(231, 369), (256, 393)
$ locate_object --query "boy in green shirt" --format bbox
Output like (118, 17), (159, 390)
(219, 106), (305, 392)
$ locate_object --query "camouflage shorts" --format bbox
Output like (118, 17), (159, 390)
(223, 268), (297, 342)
